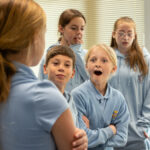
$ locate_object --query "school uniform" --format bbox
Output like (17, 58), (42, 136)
(0, 62), (68, 150)
(72, 80), (130, 150)
(64, 91), (79, 127)
(109, 48), (150, 150)
(38, 43), (89, 92)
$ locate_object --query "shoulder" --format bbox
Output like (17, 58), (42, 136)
(17, 78), (68, 109)
(72, 80), (89, 95)
(82, 48), (88, 55)
(33, 81), (68, 131)
(109, 84), (125, 103)
(46, 42), (60, 53)
(142, 47), (150, 64)
(34, 80), (66, 103)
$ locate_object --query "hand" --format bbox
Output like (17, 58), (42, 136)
(144, 131), (149, 138)
(109, 125), (117, 135)
(72, 128), (88, 150)
(82, 115), (90, 128)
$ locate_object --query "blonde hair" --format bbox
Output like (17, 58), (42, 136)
(110, 16), (148, 76)
(85, 43), (117, 67)
(0, 0), (46, 102)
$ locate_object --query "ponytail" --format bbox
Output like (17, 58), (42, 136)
(0, 52), (16, 102)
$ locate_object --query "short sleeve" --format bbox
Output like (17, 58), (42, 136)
(33, 80), (69, 132)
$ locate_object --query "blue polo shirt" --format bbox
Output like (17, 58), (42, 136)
(0, 62), (68, 150)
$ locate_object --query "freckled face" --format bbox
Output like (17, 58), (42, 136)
(113, 23), (135, 54)
(86, 47), (115, 86)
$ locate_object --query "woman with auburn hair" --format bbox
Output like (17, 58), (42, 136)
(0, 0), (87, 150)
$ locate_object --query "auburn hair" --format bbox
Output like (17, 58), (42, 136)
(110, 16), (148, 77)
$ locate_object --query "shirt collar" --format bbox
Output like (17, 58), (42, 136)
(63, 91), (71, 103)
(88, 80), (110, 101)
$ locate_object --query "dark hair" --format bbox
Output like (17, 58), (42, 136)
(110, 16), (148, 77)
(45, 45), (76, 69)
(59, 9), (86, 28)
(58, 9), (86, 40)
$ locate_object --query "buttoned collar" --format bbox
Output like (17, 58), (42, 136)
(88, 80), (110, 102)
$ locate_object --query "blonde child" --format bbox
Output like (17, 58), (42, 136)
(72, 44), (130, 150)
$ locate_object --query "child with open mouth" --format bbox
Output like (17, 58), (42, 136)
(72, 44), (130, 150)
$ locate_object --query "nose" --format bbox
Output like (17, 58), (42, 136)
(58, 64), (64, 72)
(77, 29), (83, 35)
(123, 34), (129, 40)
(95, 63), (101, 68)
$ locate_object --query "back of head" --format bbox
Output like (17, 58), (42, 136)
(0, 0), (46, 102)
(45, 45), (76, 69)
(0, 0), (46, 51)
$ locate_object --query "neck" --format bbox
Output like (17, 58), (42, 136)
(55, 83), (65, 94)
(117, 46), (130, 55)
(91, 80), (107, 96)
(6, 50), (31, 66)
(60, 37), (69, 46)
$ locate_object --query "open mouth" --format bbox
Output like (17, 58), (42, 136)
(94, 70), (102, 75)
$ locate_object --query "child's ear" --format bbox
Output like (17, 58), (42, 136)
(112, 31), (116, 39)
(58, 25), (64, 35)
(43, 64), (48, 74)
(111, 65), (117, 74)
(85, 63), (88, 70)
(71, 69), (75, 78)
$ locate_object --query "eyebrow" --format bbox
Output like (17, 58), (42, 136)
(71, 24), (85, 27)
(118, 30), (133, 32)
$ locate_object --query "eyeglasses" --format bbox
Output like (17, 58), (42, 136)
(117, 31), (133, 38)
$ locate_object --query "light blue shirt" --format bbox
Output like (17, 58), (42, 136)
(64, 91), (79, 127)
(38, 43), (89, 92)
(109, 48), (150, 150)
(0, 62), (68, 150)
(72, 80), (130, 150)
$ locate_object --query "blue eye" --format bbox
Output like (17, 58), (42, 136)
(127, 33), (133, 37)
(117, 31), (133, 38)
(102, 58), (108, 63)
(90, 57), (96, 62)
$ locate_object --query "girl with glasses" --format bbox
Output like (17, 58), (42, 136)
(109, 16), (150, 150)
